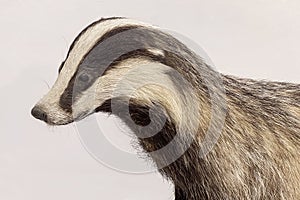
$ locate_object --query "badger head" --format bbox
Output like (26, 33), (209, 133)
(32, 17), (215, 144)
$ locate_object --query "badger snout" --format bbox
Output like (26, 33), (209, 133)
(31, 101), (74, 125)
(31, 105), (49, 123)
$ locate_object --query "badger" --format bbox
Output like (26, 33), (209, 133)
(31, 17), (300, 200)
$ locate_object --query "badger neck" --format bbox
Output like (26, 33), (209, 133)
(95, 61), (220, 171)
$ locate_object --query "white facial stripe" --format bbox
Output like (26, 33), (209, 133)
(73, 58), (200, 133)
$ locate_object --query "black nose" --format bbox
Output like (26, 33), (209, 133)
(31, 106), (48, 123)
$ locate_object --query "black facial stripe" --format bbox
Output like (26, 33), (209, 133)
(59, 76), (74, 112)
(59, 24), (211, 114)
(58, 17), (125, 74)
(59, 25), (141, 113)
(58, 61), (65, 73)
(101, 48), (165, 74)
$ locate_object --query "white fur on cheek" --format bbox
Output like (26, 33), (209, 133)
(73, 59), (201, 136)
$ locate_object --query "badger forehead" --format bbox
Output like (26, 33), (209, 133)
(58, 17), (158, 76)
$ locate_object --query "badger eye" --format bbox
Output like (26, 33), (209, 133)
(78, 73), (90, 82)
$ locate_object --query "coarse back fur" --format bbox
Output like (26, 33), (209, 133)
(167, 76), (300, 199)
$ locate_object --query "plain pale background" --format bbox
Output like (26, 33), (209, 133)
(0, 0), (299, 199)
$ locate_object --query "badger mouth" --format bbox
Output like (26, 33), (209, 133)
(31, 104), (99, 126)
(31, 106), (71, 126)
(47, 119), (74, 126)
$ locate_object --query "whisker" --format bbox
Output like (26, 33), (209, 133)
(43, 80), (51, 89)
(61, 36), (69, 59)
